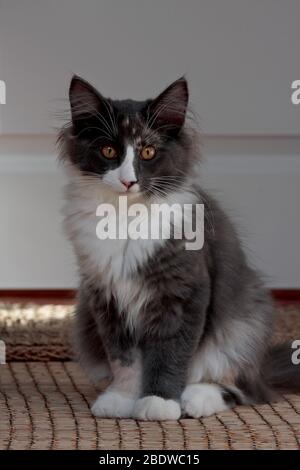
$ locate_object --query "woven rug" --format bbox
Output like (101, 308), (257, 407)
(0, 303), (74, 361)
(0, 303), (300, 450)
(0, 361), (300, 450)
(1, 303), (300, 361)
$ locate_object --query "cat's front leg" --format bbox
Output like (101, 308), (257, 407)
(133, 336), (193, 421)
(91, 348), (142, 418)
(133, 293), (208, 421)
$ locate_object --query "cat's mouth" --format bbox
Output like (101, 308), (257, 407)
(98, 176), (142, 196)
(119, 181), (141, 195)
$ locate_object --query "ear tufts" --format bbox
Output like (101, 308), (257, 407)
(148, 77), (189, 133)
(69, 75), (97, 99)
(69, 75), (104, 124)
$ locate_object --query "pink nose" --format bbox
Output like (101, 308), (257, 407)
(121, 180), (137, 190)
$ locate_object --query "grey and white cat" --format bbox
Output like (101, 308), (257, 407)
(59, 75), (300, 420)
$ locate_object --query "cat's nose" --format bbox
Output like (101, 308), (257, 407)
(121, 180), (137, 190)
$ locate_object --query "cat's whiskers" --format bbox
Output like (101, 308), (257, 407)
(71, 101), (116, 138)
(146, 177), (215, 234)
(101, 99), (118, 135)
(75, 126), (109, 139)
(147, 96), (186, 129)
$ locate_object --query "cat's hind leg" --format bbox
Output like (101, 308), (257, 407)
(182, 343), (246, 417)
(182, 335), (276, 418)
(181, 383), (240, 418)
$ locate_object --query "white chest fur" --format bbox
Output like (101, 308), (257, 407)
(63, 177), (161, 328)
(63, 172), (195, 329)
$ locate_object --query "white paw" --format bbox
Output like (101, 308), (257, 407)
(91, 390), (135, 418)
(181, 383), (228, 418)
(133, 396), (181, 421)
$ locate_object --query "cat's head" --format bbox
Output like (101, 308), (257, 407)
(60, 75), (198, 198)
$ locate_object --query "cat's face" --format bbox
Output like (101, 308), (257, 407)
(65, 75), (195, 198)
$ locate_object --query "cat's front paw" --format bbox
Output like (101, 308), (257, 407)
(181, 383), (228, 418)
(133, 396), (181, 421)
(91, 390), (135, 418)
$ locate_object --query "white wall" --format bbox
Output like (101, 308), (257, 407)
(0, 135), (299, 289)
(0, 1), (299, 288)
(0, 0), (299, 135)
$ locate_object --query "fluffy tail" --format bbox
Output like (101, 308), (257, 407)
(229, 343), (300, 407)
(264, 343), (300, 394)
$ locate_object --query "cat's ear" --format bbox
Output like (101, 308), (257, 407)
(69, 75), (107, 125)
(147, 77), (189, 134)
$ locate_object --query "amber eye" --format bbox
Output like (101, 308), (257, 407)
(140, 145), (156, 160)
(101, 145), (117, 159)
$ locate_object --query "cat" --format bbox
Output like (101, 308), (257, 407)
(58, 75), (300, 420)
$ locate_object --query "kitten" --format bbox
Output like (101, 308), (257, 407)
(58, 75), (300, 420)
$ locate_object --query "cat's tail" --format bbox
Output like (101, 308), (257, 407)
(264, 342), (300, 394)
(183, 344), (300, 417)
(228, 343), (300, 407)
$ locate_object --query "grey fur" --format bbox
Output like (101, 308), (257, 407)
(59, 75), (300, 419)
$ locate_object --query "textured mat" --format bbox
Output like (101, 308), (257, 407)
(0, 303), (74, 361)
(1, 303), (300, 361)
(0, 361), (300, 450)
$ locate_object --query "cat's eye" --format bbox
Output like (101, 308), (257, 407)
(140, 146), (156, 160)
(101, 145), (117, 159)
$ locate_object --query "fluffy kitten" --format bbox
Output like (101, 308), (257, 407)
(58, 75), (300, 420)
